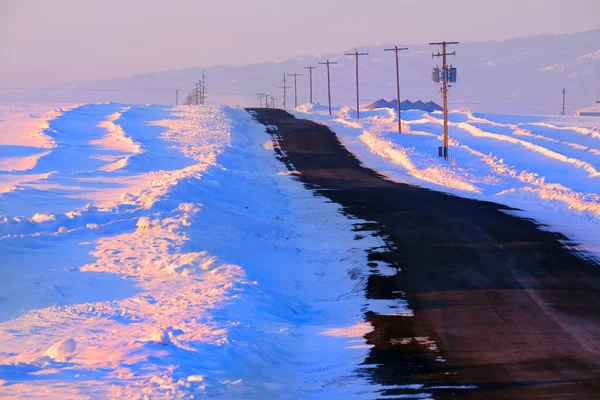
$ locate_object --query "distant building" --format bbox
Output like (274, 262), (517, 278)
(364, 99), (442, 112)
(575, 102), (600, 117)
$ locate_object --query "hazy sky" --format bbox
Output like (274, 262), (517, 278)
(1, 0), (599, 86)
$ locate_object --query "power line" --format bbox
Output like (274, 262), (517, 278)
(344, 50), (369, 119)
(384, 45), (409, 133)
(0, 87), (591, 112)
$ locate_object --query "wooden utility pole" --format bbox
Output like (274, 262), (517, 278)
(562, 87), (566, 116)
(344, 50), (369, 119)
(198, 80), (203, 105)
(201, 71), (207, 105)
(430, 41), (458, 161)
(318, 60), (338, 115)
(384, 45), (408, 133)
(288, 73), (302, 108)
(304, 65), (317, 104)
(256, 93), (266, 107)
(278, 73), (291, 109)
(270, 96), (277, 109)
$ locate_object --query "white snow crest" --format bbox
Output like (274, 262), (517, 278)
(0, 105), (246, 398)
(152, 104), (232, 165)
(0, 104), (391, 398)
(94, 108), (143, 172)
(294, 103), (600, 259)
(45, 338), (77, 362)
(360, 128), (480, 193)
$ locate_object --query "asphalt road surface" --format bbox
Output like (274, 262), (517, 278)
(249, 108), (600, 400)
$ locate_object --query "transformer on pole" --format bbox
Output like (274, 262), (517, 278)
(430, 41), (459, 161)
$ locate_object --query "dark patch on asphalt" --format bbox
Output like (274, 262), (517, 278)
(248, 108), (600, 399)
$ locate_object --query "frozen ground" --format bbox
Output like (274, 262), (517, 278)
(294, 104), (600, 259)
(6, 100), (594, 398)
(0, 103), (437, 398)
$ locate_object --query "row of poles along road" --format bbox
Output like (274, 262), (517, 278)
(181, 41), (459, 161)
(181, 71), (208, 106)
(268, 41), (458, 160)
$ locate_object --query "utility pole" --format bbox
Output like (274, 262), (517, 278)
(318, 60), (338, 115)
(278, 73), (291, 109)
(201, 71), (207, 105)
(270, 96), (277, 109)
(288, 73), (302, 108)
(430, 41), (458, 161)
(344, 50), (369, 119)
(384, 45), (408, 133)
(304, 65), (317, 104)
(198, 80), (203, 105)
(562, 87), (566, 116)
(256, 93), (266, 107)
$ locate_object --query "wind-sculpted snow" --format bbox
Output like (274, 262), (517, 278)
(0, 104), (404, 398)
(0, 104), (80, 191)
(93, 108), (143, 172)
(294, 104), (600, 258)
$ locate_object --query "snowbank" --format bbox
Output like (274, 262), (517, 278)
(293, 104), (600, 259)
(0, 104), (421, 398)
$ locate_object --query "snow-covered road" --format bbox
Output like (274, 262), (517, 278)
(0, 104), (402, 398)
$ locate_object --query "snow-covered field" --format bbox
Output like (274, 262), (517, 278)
(5, 100), (597, 398)
(0, 103), (438, 398)
(294, 104), (600, 259)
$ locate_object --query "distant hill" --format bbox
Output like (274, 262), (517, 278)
(2, 30), (599, 115)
